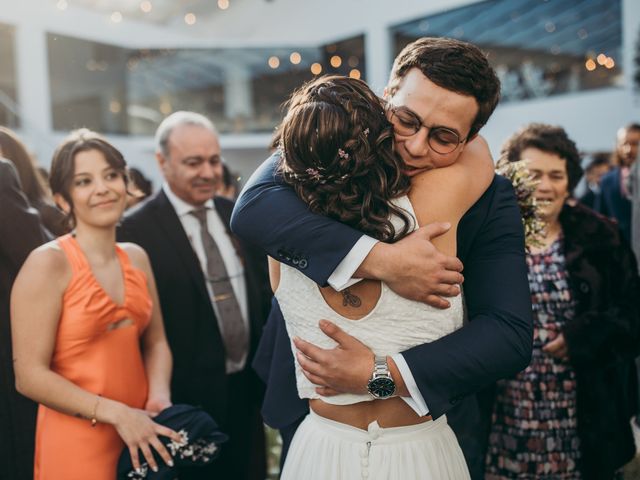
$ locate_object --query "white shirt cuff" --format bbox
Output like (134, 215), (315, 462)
(392, 353), (430, 417)
(327, 235), (378, 291)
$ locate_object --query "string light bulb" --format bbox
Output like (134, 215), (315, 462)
(268, 56), (280, 69)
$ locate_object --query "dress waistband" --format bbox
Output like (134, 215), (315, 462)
(307, 409), (448, 444)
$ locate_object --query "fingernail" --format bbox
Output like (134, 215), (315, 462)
(152, 466), (158, 472)
(319, 319), (329, 328)
(442, 222), (451, 229)
(168, 460), (174, 467)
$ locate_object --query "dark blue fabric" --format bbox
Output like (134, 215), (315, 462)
(234, 157), (533, 478)
(116, 404), (228, 479)
(595, 168), (632, 243)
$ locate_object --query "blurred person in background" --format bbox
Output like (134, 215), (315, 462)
(595, 123), (640, 245)
(11, 129), (180, 479)
(0, 126), (67, 236)
(577, 151), (611, 209)
(216, 162), (240, 201)
(0, 157), (48, 480)
(126, 167), (153, 209)
(485, 123), (640, 480)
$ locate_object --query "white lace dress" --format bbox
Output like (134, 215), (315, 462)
(276, 196), (471, 480)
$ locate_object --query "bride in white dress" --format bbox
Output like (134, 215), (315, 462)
(270, 75), (495, 480)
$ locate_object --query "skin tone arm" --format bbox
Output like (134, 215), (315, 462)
(11, 244), (182, 473)
(295, 135), (495, 397)
(123, 244), (174, 413)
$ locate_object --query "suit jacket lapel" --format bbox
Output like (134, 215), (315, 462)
(150, 191), (210, 303)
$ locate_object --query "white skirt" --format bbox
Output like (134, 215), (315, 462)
(281, 410), (470, 480)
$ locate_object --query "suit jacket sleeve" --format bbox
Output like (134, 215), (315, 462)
(0, 160), (48, 268)
(230, 153), (363, 286)
(401, 177), (533, 419)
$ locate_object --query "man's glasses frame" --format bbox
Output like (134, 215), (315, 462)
(386, 103), (467, 155)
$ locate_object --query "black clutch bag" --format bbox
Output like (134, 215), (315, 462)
(116, 404), (228, 479)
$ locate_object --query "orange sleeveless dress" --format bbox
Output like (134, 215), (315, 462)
(34, 234), (152, 480)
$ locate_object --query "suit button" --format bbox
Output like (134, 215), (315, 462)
(579, 282), (590, 293)
(298, 258), (308, 269)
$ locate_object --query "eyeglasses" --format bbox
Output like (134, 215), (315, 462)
(387, 105), (466, 155)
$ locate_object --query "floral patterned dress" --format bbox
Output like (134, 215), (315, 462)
(485, 237), (582, 479)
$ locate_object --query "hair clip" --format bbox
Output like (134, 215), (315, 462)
(363, 128), (370, 137)
(338, 148), (349, 161)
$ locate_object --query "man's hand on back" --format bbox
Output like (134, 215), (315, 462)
(356, 223), (464, 309)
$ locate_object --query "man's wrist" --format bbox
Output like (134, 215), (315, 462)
(386, 356), (409, 397)
(356, 242), (393, 281)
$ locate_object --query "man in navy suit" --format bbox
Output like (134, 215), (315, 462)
(231, 37), (532, 479)
(595, 123), (640, 245)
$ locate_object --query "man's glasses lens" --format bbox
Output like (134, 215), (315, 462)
(390, 107), (461, 154)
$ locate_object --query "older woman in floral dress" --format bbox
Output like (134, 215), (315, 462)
(485, 123), (640, 480)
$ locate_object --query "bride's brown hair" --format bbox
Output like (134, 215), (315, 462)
(277, 75), (411, 242)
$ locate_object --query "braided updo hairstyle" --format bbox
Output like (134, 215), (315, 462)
(278, 75), (412, 242)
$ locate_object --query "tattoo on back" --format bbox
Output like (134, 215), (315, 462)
(341, 288), (362, 308)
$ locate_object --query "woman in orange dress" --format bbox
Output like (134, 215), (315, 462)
(11, 129), (182, 479)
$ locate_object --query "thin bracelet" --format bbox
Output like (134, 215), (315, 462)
(90, 395), (101, 427)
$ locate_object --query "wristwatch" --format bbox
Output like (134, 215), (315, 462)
(366, 355), (396, 399)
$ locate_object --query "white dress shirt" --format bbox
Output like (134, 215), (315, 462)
(327, 235), (430, 416)
(163, 183), (249, 373)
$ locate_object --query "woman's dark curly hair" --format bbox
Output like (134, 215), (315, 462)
(276, 75), (412, 242)
(501, 123), (583, 193)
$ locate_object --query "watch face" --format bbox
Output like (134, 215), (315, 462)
(368, 377), (396, 399)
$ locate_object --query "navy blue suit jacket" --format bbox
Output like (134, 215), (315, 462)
(595, 168), (632, 243)
(230, 154), (532, 475)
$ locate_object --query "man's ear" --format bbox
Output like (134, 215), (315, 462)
(156, 152), (167, 172)
(54, 193), (70, 214)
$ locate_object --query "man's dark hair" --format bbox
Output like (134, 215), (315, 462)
(583, 151), (611, 173)
(501, 123), (583, 193)
(387, 37), (501, 139)
(624, 122), (640, 132)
